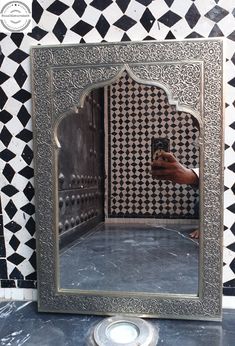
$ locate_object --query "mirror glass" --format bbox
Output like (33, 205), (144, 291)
(57, 71), (200, 294)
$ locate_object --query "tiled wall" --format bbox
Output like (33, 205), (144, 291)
(0, 0), (234, 297)
(107, 71), (200, 218)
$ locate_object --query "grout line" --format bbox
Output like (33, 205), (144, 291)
(0, 289), (37, 301)
(222, 296), (235, 309)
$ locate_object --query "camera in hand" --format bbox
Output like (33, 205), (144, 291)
(151, 137), (170, 161)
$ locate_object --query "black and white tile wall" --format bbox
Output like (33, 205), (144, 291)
(0, 0), (234, 296)
(107, 71), (200, 218)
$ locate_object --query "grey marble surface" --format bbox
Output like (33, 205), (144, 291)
(60, 223), (199, 294)
(0, 302), (235, 345)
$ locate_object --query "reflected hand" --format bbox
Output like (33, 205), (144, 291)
(151, 152), (199, 186)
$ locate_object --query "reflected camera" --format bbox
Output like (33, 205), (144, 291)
(151, 137), (170, 161)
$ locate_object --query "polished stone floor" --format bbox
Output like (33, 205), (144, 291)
(0, 302), (234, 346)
(59, 222), (199, 294)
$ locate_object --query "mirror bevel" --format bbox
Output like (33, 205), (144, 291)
(31, 39), (224, 321)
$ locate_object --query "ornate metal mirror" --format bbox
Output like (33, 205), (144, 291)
(31, 39), (224, 320)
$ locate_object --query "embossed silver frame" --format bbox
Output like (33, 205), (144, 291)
(31, 39), (224, 321)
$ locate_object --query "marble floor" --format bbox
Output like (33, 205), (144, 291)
(0, 302), (235, 346)
(59, 222), (199, 294)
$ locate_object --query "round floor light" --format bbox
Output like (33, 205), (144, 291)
(91, 316), (159, 346)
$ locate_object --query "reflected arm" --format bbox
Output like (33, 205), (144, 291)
(151, 152), (199, 186)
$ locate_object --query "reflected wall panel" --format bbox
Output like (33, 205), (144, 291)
(57, 92), (104, 248)
(107, 72), (200, 219)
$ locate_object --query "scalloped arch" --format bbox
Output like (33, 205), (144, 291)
(54, 64), (202, 148)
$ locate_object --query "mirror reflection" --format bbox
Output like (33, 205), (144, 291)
(57, 71), (200, 294)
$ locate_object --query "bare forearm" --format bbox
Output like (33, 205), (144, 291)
(182, 168), (199, 185)
(151, 156), (199, 186)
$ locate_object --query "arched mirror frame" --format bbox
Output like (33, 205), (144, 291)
(31, 39), (224, 321)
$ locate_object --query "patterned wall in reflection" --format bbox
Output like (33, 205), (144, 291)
(57, 92), (104, 248)
(107, 72), (199, 218)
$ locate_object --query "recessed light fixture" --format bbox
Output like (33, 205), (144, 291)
(90, 316), (159, 345)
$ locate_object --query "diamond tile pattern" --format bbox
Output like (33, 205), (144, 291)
(0, 0), (234, 292)
(164, 0), (174, 7)
(9, 267), (23, 279)
(10, 33), (24, 47)
(28, 27), (48, 41)
(8, 49), (29, 64)
(116, 0), (129, 13)
(17, 106), (31, 127)
(205, 5), (229, 23)
(46, 0), (69, 16)
(5, 221), (22, 233)
(53, 18), (67, 42)
(23, 182), (34, 202)
(158, 11), (182, 27)
(107, 72), (199, 218)
(16, 129), (33, 143)
(185, 4), (201, 29)
(0, 71), (10, 84)
(71, 20), (93, 36)
(7, 253), (25, 266)
(13, 66), (27, 88)
(1, 185), (19, 197)
(96, 15), (110, 38)
(72, 0), (87, 17)
(2, 164), (15, 183)
(0, 126), (12, 147)
(25, 217), (35, 237)
(90, 0), (113, 11)
(21, 145), (33, 165)
(227, 31), (235, 42)
(5, 200), (17, 219)
(114, 15), (137, 31)
(0, 88), (7, 109)
(209, 24), (224, 38)
(12, 89), (31, 103)
(140, 8), (155, 32)
(0, 149), (16, 162)
(9, 235), (20, 251)
(1, 111), (12, 124)
(18, 167), (34, 179)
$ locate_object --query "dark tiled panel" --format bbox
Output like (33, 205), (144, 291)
(0, 279), (16, 288)
(17, 279), (37, 288)
(0, 215), (3, 236)
(0, 260), (8, 279)
(0, 237), (6, 257)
